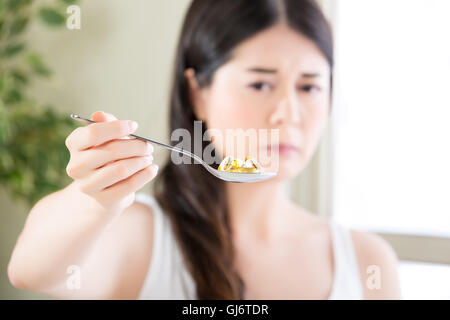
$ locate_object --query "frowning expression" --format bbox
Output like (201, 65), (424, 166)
(186, 23), (331, 180)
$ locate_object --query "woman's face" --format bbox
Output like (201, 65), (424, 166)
(186, 23), (331, 180)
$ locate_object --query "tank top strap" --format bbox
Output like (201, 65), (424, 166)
(134, 192), (164, 299)
(134, 192), (197, 299)
(327, 218), (364, 299)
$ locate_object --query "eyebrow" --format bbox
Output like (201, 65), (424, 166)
(246, 67), (321, 77)
(246, 67), (277, 74)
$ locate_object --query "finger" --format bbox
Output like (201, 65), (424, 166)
(97, 164), (158, 201)
(92, 111), (118, 122)
(91, 111), (138, 140)
(80, 155), (154, 194)
(68, 119), (138, 151)
(72, 139), (154, 178)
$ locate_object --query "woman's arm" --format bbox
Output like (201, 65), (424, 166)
(352, 230), (402, 299)
(7, 181), (155, 299)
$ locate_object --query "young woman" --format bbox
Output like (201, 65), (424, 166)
(8, 0), (401, 299)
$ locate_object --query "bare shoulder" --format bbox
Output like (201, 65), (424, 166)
(82, 195), (156, 299)
(123, 197), (155, 224)
(350, 229), (402, 299)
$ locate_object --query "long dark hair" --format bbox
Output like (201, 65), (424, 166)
(153, 0), (333, 299)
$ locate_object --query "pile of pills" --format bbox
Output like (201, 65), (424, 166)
(218, 156), (262, 173)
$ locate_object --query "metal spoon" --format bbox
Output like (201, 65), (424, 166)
(70, 114), (276, 183)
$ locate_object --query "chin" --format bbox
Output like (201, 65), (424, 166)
(265, 155), (306, 181)
(279, 164), (304, 180)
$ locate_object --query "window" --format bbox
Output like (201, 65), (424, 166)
(316, 0), (450, 299)
(332, 0), (450, 236)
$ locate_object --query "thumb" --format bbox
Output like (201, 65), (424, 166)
(91, 110), (118, 123)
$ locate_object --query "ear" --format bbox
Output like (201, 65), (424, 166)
(184, 68), (207, 121)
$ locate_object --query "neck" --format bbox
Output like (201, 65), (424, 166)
(225, 180), (291, 241)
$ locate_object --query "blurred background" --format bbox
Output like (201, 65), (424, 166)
(0, 0), (449, 299)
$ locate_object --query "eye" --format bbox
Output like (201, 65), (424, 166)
(248, 82), (272, 91)
(298, 84), (321, 93)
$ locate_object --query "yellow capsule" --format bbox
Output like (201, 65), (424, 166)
(243, 158), (254, 169)
(239, 167), (258, 173)
(250, 158), (262, 172)
(218, 156), (233, 171)
(232, 158), (244, 169)
(219, 156), (261, 173)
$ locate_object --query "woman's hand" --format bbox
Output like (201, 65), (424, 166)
(65, 111), (158, 213)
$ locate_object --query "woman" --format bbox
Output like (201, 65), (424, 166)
(8, 0), (401, 299)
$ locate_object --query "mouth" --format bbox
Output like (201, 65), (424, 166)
(266, 143), (302, 157)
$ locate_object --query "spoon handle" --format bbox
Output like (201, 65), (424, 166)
(69, 114), (196, 159)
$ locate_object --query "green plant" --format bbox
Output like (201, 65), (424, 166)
(0, 0), (80, 207)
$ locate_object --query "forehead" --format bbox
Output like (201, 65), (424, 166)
(226, 23), (330, 75)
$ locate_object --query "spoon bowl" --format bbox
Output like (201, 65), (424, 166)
(210, 169), (277, 183)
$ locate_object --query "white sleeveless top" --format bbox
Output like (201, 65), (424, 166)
(135, 192), (364, 300)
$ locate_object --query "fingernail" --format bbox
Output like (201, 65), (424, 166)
(129, 120), (138, 131)
(146, 142), (154, 154)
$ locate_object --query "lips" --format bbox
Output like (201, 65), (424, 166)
(266, 143), (301, 157)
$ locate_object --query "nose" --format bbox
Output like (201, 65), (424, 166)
(268, 85), (302, 126)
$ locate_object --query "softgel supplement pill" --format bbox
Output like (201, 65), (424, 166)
(218, 156), (263, 173)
